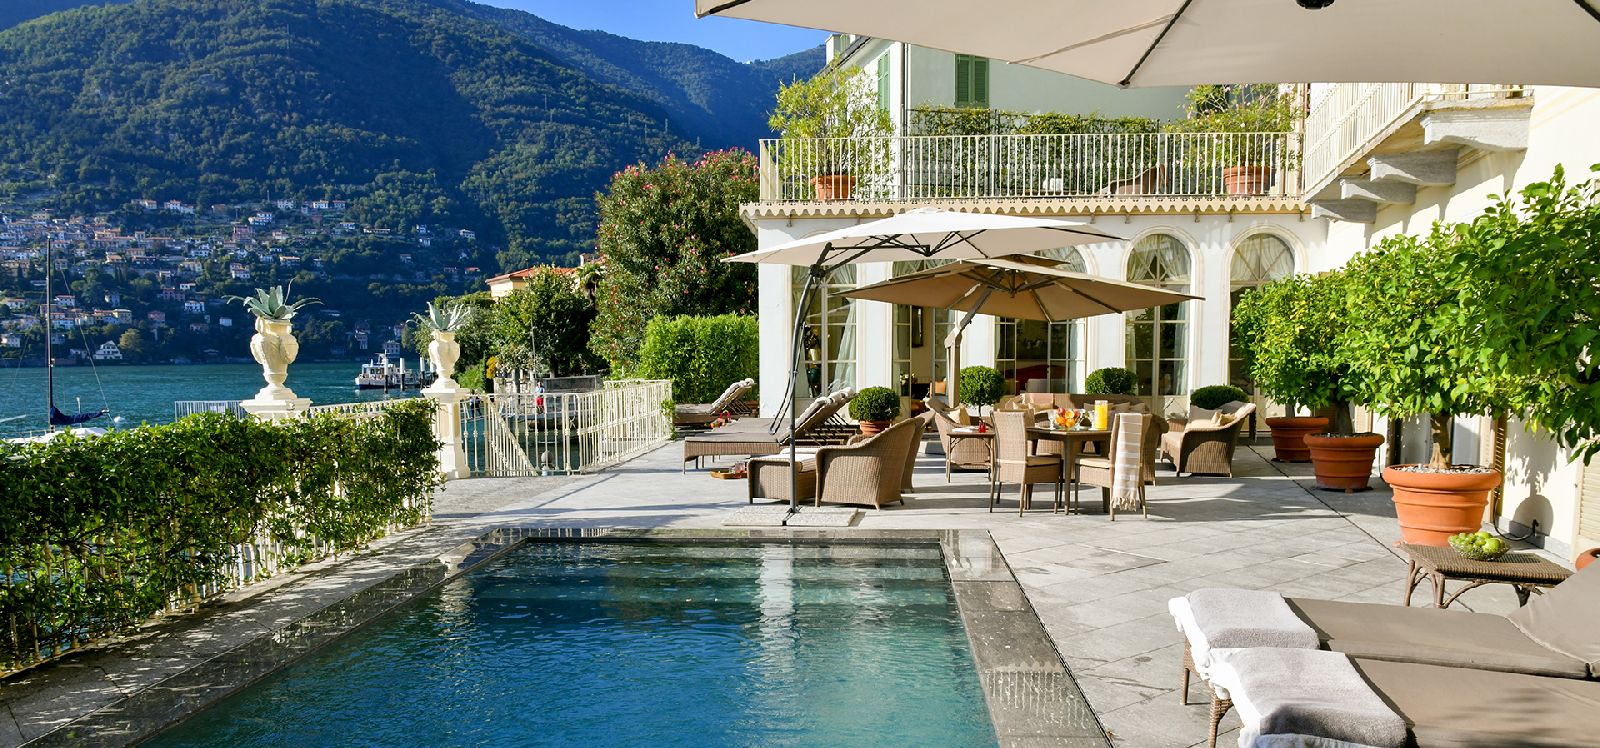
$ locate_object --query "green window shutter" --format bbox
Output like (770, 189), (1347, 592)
(955, 54), (972, 107)
(972, 57), (990, 108)
(876, 53), (890, 113)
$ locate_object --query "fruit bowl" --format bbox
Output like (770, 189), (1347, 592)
(1448, 531), (1509, 561)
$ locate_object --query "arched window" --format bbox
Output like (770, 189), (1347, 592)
(794, 264), (857, 399)
(1229, 234), (1295, 390)
(1125, 235), (1192, 405)
(997, 247), (1088, 393)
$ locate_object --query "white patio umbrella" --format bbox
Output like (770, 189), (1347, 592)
(724, 208), (1124, 517)
(696, 0), (1600, 88)
(841, 254), (1199, 402)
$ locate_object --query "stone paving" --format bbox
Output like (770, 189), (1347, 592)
(3, 435), (1557, 747)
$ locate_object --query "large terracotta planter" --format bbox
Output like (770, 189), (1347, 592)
(1222, 165), (1272, 195)
(858, 419), (891, 436)
(1264, 416), (1328, 463)
(811, 174), (856, 201)
(1577, 548), (1600, 571)
(1384, 466), (1503, 546)
(1305, 433), (1385, 492)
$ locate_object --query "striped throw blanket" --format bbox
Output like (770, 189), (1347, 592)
(1110, 412), (1143, 511)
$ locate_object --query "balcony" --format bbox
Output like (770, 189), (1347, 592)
(1302, 83), (1530, 209)
(755, 132), (1301, 210)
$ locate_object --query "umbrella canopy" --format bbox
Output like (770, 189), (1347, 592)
(724, 208), (1123, 268)
(840, 254), (1198, 322)
(697, 0), (1600, 88)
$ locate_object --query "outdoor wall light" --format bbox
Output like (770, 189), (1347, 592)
(1296, 0), (1336, 8)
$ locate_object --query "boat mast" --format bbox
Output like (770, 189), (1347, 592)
(43, 239), (54, 432)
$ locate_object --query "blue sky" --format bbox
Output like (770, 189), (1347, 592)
(481, 1), (829, 62)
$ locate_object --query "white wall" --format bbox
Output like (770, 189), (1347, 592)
(905, 46), (1189, 120)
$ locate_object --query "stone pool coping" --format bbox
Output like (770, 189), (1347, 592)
(30, 527), (1110, 747)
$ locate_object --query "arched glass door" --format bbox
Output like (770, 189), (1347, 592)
(1125, 235), (1192, 409)
(1229, 234), (1295, 392)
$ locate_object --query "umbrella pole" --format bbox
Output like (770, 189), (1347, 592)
(784, 257), (828, 524)
(943, 285), (994, 418)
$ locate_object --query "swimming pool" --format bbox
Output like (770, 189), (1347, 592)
(149, 540), (999, 747)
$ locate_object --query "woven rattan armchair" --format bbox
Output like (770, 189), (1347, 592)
(1161, 402), (1255, 477)
(931, 407), (992, 481)
(991, 411), (1063, 515)
(812, 418), (923, 509)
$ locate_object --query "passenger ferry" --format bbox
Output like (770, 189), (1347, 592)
(354, 353), (427, 390)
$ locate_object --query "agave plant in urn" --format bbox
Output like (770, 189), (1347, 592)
(229, 285), (319, 402)
(415, 301), (472, 390)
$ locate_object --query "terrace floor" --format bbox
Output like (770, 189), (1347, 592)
(4, 436), (1555, 747)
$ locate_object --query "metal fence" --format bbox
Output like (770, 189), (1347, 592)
(758, 131), (1299, 203)
(1301, 83), (1526, 195)
(461, 379), (672, 477)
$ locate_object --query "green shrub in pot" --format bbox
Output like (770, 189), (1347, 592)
(849, 386), (902, 424)
(1084, 367), (1137, 396)
(1190, 384), (1250, 410)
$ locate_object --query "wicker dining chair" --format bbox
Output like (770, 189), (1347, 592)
(932, 407), (993, 481)
(991, 410), (1064, 515)
(1076, 412), (1152, 519)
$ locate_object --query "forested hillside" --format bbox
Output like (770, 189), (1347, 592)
(0, 0), (821, 267)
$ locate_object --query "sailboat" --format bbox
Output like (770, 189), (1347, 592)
(40, 239), (107, 431)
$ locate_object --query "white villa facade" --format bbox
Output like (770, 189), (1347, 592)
(745, 39), (1600, 558)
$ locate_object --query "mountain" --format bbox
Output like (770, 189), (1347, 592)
(0, 0), (822, 266)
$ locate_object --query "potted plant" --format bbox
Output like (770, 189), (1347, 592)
(958, 365), (1004, 424)
(228, 285), (318, 401)
(1189, 384), (1249, 410)
(1233, 271), (1382, 485)
(769, 67), (894, 201)
(414, 301), (472, 389)
(1165, 85), (1296, 196)
(1344, 225), (1510, 546)
(1084, 367), (1137, 396)
(849, 386), (901, 435)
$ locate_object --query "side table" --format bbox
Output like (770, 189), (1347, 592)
(1399, 543), (1572, 609)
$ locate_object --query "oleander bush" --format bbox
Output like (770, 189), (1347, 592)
(1190, 385), (1251, 411)
(635, 314), (759, 405)
(1085, 367), (1137, 396)
(0, 400), (439, 673)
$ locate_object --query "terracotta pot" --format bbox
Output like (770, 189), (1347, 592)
(858, 420), (891, 436)
(1383, 466), (1503, 547)
(1264, 416), (1328, 463)
(1222, 165), (1272, 195)
(1577, 548), (1600, 571)
(1305, 433), (1385, 492)
(811, 174), (856, 201)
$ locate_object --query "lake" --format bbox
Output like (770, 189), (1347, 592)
(0, 361), (421, 440)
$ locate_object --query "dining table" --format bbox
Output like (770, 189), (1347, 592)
(1027, 425), (1111, 514)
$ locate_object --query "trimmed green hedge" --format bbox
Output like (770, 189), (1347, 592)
(0, 401), (439, 672)
(849, 387), (901, 422)
(959, 366), (1005, 409)
(1085, 367), (1137, 395)
(1190, 385), (1250, 410)
(634, 314), (759, 405)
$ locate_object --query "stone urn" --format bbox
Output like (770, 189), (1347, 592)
(428, 329), (461, 389)
(248, 317), (299, 400)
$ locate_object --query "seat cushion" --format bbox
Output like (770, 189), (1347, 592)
(1290, 598), (1589, 678)
(1160, 430), (1183, 458)
(1507, 562), (1600, 677)
(1355, 658), (1600, 748)
(1187, 405), (1218, 426)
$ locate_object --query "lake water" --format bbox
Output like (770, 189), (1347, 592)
(0, 361), (421, 440)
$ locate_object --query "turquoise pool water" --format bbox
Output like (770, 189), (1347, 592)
(151, 542), (998, 747)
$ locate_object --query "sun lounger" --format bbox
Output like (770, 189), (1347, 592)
(673, 378), (755, 427)
(1173, 563), (1599, 746)
(1208, 648), (1600, 748)
(681, 390), (856, 471)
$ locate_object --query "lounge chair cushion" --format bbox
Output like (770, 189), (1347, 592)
(1355, 657), (1600, 748)
(1289, 598), (1590, 678)
(1208, 648), (1405, 748)
(1506, 562), (1600, 677)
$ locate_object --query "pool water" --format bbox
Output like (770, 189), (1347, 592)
(151, 542), (998, 747)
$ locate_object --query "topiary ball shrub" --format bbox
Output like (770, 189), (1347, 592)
(849, 386), (902, 423)
(959, 366), (1006, 410)
(1191, 384), (1250, 410)
(1085, 367), (1137, 395)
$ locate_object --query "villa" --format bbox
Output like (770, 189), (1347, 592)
(747, 38), (1600, 561)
